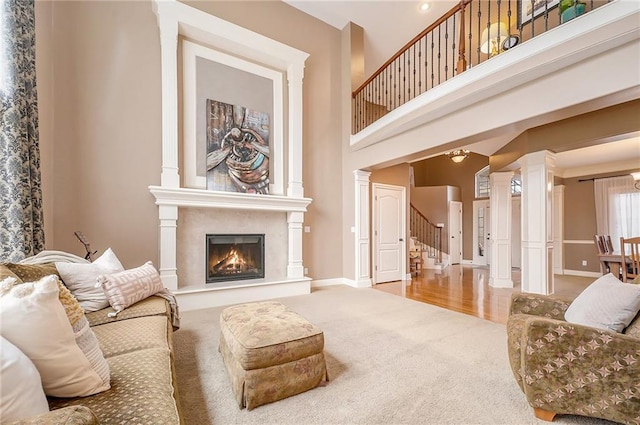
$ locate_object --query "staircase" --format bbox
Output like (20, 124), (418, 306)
(410, 204), (445, 273)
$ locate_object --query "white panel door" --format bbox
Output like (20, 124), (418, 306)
(449, 201), (463, 264)
(373, 184), (405, 284)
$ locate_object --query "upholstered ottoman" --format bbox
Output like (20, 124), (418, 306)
(219, 301), (327, 410)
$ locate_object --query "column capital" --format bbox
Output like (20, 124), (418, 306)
(287, 63), (305, 84)
(520, 150), (556, 169)
(353, 169), (371, 181)
(489, 170), (514, 184)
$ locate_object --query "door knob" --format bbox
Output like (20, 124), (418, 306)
(399, 238), (404, 242)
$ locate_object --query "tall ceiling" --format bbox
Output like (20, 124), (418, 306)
(283, 1), (640, 173)
(283, 0), (457, 75)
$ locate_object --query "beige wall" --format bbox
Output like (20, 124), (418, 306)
(36, 1), (344, 279)
(561, 168), (639, 273)
(411, 153), (489, 260)
(410, 186), (459, 253)
(37, 0), (162, 268)
(34, 1), (54, 245)
(562, 177), (600, 273)
(490, 100), (640, 172)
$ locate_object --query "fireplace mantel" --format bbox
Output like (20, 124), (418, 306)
(149, 186), (311, 212)
(150, 0), (312, 310)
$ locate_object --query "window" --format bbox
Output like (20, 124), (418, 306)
(475, 166), (490, 198)
(475, 166), (521, 198)
(511, 175), (522, 194)
(594, 176), (640, 252)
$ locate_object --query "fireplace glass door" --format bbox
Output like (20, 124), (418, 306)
(206, 234), (265, 283)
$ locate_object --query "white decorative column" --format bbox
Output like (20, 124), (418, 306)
(287, 64), (305, 198)
(158, 205), (178, 291)
(287, 211), (305, 278)
(354, 170), (372, 287)
(153, 3), (180, 189)
(153, 2), (180, 290)
(521, 151), (556, 295)
(489, 171), (514, 288)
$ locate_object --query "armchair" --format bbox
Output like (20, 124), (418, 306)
(507, 293), (640, 424)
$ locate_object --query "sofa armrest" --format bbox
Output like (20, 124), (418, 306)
(509, 293), (571, 320)
(519, 316), (640, 423)
(8, 406), (99, 425)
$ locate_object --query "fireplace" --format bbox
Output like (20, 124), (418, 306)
(206, 234), (265, 283)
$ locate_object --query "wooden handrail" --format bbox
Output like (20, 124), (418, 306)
(410, 203), (443, 264)
(410, 203), (436, 226)
(352, 0), (470, 98)
(351, 0), (606, 133)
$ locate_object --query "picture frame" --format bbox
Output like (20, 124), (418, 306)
(518, 0), (560, 27)
(182, 40), (284, 195)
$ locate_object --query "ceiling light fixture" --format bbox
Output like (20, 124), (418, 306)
(419, 2), (430, 12)
(446, 149), (470, 163)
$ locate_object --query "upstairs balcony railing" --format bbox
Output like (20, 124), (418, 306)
(352, 0), (612, 133)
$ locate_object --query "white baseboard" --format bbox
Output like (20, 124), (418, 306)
(563, 269), (602, 278)
(312, 277), (378, 289)
(354, 278), (372, 288)
(311, 278), (350, 288)
(175, 278), (311, 311)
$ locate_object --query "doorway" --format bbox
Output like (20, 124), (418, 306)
(449, 201), (462, 264)
(473, 200), (491, 266)
(372, 183), (406, 284)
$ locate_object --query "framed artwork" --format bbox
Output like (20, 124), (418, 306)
(206, 100), (270, 194)
(182, 40), (284, 194)
(518, 0), (560, 27)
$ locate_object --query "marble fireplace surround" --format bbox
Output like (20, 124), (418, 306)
(149, 1), (312, 311)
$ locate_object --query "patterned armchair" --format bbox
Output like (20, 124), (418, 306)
(507, 293), (640, 424)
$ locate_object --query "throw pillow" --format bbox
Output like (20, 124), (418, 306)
(97, 261), (164, 315)
(2, 263), (86, 328)
(0, 275), (111, 397)
(0, 336), (49, 422)
(56, 248), (124, 311)
(565, 273), (640, 332)
(2, 262), (59, 281)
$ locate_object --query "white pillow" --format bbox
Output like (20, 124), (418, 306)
(97, 261), (164, 315)
(0, 336), (49, 422)
(0, 275), (111, 397)
(56, 248), (124, 311)
(565, 273), (640, 332)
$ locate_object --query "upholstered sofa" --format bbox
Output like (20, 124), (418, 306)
(1, 257), (182, 425)
(507, 292), (640, 424)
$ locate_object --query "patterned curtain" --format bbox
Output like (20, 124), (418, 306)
(0, 0), (44, 262)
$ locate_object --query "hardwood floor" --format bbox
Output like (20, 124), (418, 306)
(374, 265), (595, 324)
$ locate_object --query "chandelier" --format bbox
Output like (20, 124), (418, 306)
(445, 149), (470, 163)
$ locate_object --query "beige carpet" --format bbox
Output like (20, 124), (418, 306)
(173, 285), (613, 425)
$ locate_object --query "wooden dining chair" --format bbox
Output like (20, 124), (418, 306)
(594, 235), (609, 274)
(593, 235), (606, 255)
(604, 235), (614, 254)
(620, 236), (640, 283)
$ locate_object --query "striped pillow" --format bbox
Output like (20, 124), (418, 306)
(97, 262), (164, 315)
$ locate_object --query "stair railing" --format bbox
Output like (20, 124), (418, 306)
(352, 0), (610, 134)
(410, 204), (442, 264)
